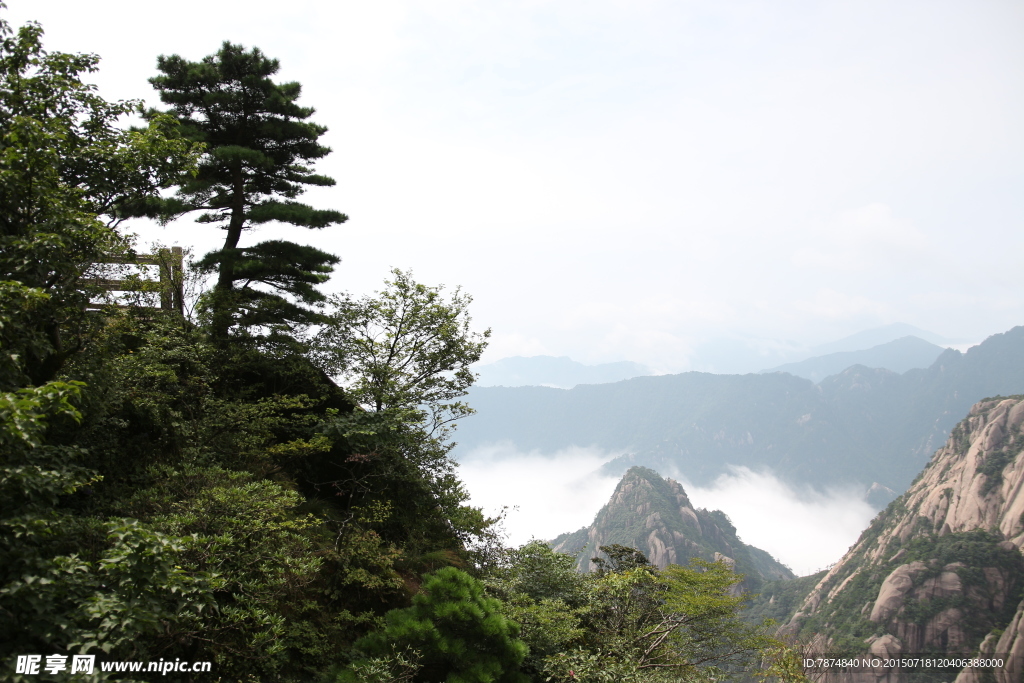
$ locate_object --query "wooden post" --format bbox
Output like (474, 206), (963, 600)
(85, 247), (185, 314)
(158, 246), (184, 314)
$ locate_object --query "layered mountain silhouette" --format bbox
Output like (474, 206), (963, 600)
(456, 326), (1024, 499)
(688, 322), (957, 375)
(760, 335), (946, 383)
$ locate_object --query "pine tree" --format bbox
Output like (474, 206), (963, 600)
(145, 42), (347, 339)
(343, 567), (529, 683)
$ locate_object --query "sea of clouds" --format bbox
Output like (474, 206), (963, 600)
(456, 444), (876, 576)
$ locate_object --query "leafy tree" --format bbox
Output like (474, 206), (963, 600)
(63, 311), (409, 680)
(144, 42), (347, 338)
(489, 541), (589, 607)
(482, 543), (786, 683)
(317, 407), (495, 565)
(315, 268), (491, 437)
(0, 12), (198, 386)
(311, 270), (495, 565)
(0, 13), (500, 680)
(555, 557), (776, 682)
(483, 541), (591, 678)
(342, 566), (529, 683)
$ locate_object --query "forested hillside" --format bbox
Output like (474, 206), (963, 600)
(457, 328), (1024, 497)
(0, 15), (802, 682)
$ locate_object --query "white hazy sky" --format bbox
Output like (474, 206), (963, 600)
(8, 0), (1023, 371)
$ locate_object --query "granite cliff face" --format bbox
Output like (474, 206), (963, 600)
(770, 396), (1024, 682)
(549, 466), (793, 586)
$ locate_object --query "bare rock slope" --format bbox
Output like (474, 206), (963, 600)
(550, 466), (793, 587)
(772, 396), (1024, 682)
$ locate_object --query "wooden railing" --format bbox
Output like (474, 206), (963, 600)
(83, 246), (184, 314)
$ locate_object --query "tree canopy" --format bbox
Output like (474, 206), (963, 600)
(144, 41), (347, 338)
(315, 268), (491, 438)
(0, 11), (207, 663)
(343, 567), (529, 683)
(0, 15), (198, 386)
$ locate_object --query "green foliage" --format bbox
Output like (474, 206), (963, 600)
(489, 541), (589, 607)
(60, 315), (414, 679)
(0, 14), (199, 385)
(309, 269), (497, 563)
(0, 12), (210, 669)
(315, 268), (491, 433)
(483, 542), (590, 675)
(316, 405), (495, 562)
(1, 516), (211, 659)
(145, 41), (346, 338)
(344, 567), (529, 683)
(542, 555), (776, 683)
(0, 373), (213, 661)
(150, 473), (330, 678)
(743, 572), (826, 626)
(335, 646), (422, 682)
(976, 428), (1024, 496)
(0, 13), (795, 682)
(482, 542), (782, 682)
(903, 529), (1021, 573)
(756, 643), (812, 683)
(791, 529), (1024, 659)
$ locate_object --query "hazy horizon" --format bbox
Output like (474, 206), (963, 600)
(472, 320), (984, 378)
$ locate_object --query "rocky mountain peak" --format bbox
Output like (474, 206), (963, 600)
(549, 466), (793, 586)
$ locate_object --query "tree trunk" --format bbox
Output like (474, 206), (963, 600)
(211, 168), (246, 339)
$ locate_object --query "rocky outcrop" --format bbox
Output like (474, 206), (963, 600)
(779, 396), (1024, 683)
(549, 466), (794, 586)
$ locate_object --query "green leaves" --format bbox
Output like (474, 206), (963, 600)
(345, 567), (529, 683)
(0, 13), (201, 385)
(0, 380), (83, 448)
(144, 41), (346, 339)
(315, 269), (491, 426)
(481, 543), (784, 683)
(1, 516), (210, 658)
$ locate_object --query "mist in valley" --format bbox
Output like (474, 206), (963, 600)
(457, 445), (876, 576)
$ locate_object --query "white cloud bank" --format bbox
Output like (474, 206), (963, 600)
(683, 466), (877, 577)
(456, 446), (877, 577)
(456, 444), (623, 547)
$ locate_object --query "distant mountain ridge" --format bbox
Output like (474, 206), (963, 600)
(760, 335), (946, 383)
(550, 466), (794, 589)
(689, 322), (958, 375)
(474, 355), (651, 389)
(476, 325), (955, 387)
(806, 322), (955, 357)
(456, 326), (1024, 499)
